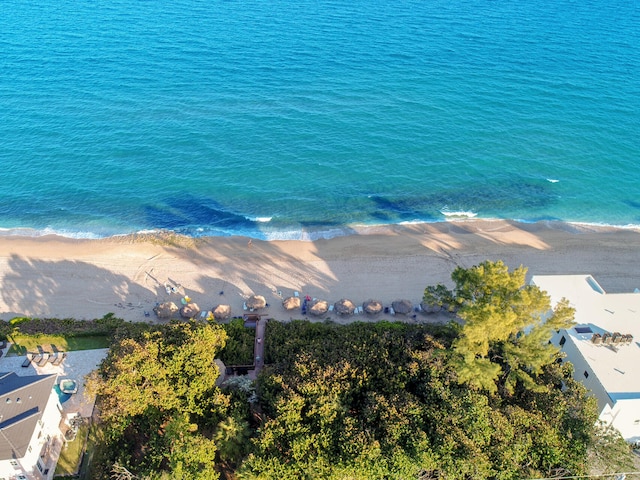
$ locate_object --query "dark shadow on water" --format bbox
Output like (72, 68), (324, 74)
(144, 194), (256, 230)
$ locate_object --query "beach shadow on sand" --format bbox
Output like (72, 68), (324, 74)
(1, 254), (154, 320)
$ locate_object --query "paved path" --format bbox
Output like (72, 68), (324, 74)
(254, 318), (266, 374)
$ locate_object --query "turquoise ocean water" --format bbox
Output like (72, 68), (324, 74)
(1, 0), (639, 240)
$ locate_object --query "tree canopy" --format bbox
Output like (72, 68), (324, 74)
(237, 320), (596, 479)
(441, 260), (575, 393)
(89, 321), (235, 479)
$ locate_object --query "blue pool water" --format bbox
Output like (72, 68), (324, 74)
(54, 384), (71, 403)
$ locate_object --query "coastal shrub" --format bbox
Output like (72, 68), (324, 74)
(88, 321), (233, 479)
(218, 318), (255, 365)
(9, 313), (128, 338)
(242, 319), (596, 479)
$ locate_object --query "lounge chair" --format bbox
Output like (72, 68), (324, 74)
(53, 352), (66, 366)
(48, 353), (57, 364)
(38, 353), (50, 367)
(22, 354), (32, 367)
(389, 307), (395, 315)
(294, 291), (300, 297)
(32, 354), (43, 364)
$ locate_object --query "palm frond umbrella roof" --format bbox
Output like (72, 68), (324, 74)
(180, 302), (200, 319)
(334, 298), (356, 315)
(246, 295), (267, 310)
(363, 299), (383, 315)
(392, 299), (413, 315)
(213, 304), (231, 319)
(309, 299), (329, 316)
(153, 301), (179, 319)
(282, 296), (301, 311)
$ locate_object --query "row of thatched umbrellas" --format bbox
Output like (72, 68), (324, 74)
(153, 294), (419, 320)
(282, 296), (417, 316)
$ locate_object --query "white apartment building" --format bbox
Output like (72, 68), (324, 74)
(531, 274), (640, 443)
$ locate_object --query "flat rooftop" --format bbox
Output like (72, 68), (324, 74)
(532, 275), (640, 398)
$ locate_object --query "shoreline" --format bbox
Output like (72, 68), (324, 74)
(2, 219), (640, 324)
(2, 217), (640, 242)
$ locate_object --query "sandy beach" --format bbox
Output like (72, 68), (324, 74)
(1, 220), (640, 324)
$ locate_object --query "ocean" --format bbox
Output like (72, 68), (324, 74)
(1, 0), (639, 240)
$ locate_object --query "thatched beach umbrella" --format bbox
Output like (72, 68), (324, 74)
(213, 304), (231, 320)
(363, 299), (383, 315)
(420, 300), (440, 314)
(154, 301), (179, 319)
(282, 296), (301, 311)
(246, 295), (267, 310)
(334, 298), (356, 315)
(180, 302), (200, 319)
(309, 299), (329, 316)
(392, 299), (413, 315)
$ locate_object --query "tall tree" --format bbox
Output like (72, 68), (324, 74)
(447, 260), (574, 393)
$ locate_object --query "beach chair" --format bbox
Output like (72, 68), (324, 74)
(328, 305), (334, 312)
(389, 307), (395, 316)
(22, 354), (32, 367)
(294, 291), (299, 297)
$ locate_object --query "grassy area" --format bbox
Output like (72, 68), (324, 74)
(6, 334), (109, 356)
(55, 424), (89, 476)
(78, 422), (110, 480)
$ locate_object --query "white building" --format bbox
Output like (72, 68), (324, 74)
(0, 372), (63, 480)
(531, 274), (640, 443)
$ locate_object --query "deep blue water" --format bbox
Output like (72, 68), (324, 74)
(1, 0), (639, 239)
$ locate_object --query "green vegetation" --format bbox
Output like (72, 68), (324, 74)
(7, 334), (109, 355)
(218, 317), (255, 365)
(1, 313), (154, 354)
(87, 321), (247, 479)
(15, 261), (631, 479)
(445, 260), (575, 394)
(55, 424), (89, 476)
(240, 319), (596, 479)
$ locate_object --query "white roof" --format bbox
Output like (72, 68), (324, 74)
(532, 275), (640, 398)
